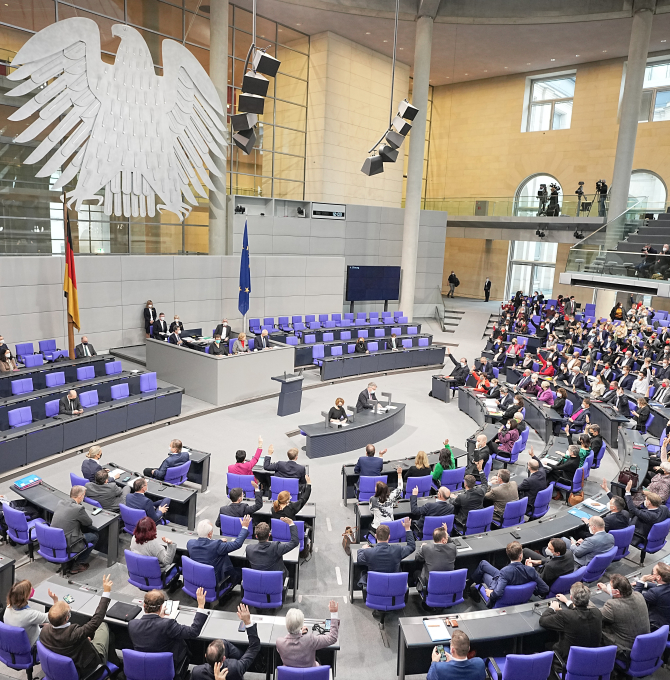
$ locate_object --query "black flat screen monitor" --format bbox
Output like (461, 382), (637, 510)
(346, 266), (401, 302)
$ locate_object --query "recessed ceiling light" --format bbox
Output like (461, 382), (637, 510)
(550, 58), (556, 61)
(526, 62), (531, 65)
(399, 47), (403, 50)
(278, 29), (283, 31)
(296, 23), (301, 26)
(464, 73), (468, 75)
(602, 50), (607, 53)
(662, 40), (667, 43)
(575, 54), (580, 57)
(504, 66), (508, 69)
(365, 32), (370, 35)
(483, 70), (488, 72)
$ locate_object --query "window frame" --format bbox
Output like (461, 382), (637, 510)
(521, 70), (576, 133)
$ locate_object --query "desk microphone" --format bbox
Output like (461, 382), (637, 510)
(67, 579), (98, 592)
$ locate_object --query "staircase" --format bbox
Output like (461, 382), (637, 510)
(482, 313), (499, 340)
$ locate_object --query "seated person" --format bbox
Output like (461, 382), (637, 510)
(124, 477), (170, 524)
(130, 516), (176, 569)
(582, 487), (630, 537)
(552, 387), (568, 417)
(487, 416), (521, 456)
(328, 397), (348, 424)
(74, 336), (96, 358)
(629, 397), (651, 431)
(624, 481), (670, 543)
(427, 630), (485, 680)
(232, 332), (250, 354)
(484, 468), (518, 525)
(228, 436), (264, 475)
(169, 315), (184, 333)
(537, 380), (554, 405)
(472, 540), (549, 607)
(192, 605), (260, 680)
(433, 440), (456, 480)
(209, 334), (229, 355)
(487, 378), (501, 400)
(216, 479), (263, 528)
(410, 486), (454, 537)
(354, 337), (368, 354)
(4, 579), (56, 646)
(632, 562), (670, 630)
(522, 537), (575, 588)
(547, 445), (582, 496)
(369, 469), (404, 536)
(353, 443), (386, 476)
(59, 389), (83, 415)
(414, 523), (456, 593)
(271, 476), (312, 521)
(152, 312), (169, 339)
(0, 348), (18, 372)
(168, 327), (183, 345)
(214, 318), (232, 342)
(187, 518), (250, 586)
(561, 515), (614, 566)
(257, 328), (271, 349)
(499, 396), (523, 425)
(639, 437), (670, 494)
(471, 368), (490, 393)
(143, 439), (189, 480)
(403, 450), (432, 481)
(453, 469), (488, 530)
(246, 519), (299, 578)
(81, 445), (116, 483)
(517, 449), (547, 518)
(276, 601), (340, 668)
(564, 397), (590, 434)
(85, 469), (129, 511)
(263, 446), (306, 485)
(51, 486), (98, 575)
(356, 382), (378, 411)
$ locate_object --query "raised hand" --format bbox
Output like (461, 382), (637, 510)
(237, 603), (251, 626)
(280, 517), (295, 526)
(412, 485), (419, 496)
(102, 574), (113, 593)
(241, 515), (252, 529)
(268, 444), (274, 455)
(328, 600), (338, 613)
(401, 516), (411, 531)
(196, 586), (207, 608)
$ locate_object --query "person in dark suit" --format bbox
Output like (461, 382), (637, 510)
(657, 360), (670, 383)
(633, 562), (670, 630)
(39, 574), (115, 677)
(214, 319), (232, 343)
(446, 352), (469, 386)
(389, 333), (401, 350)
(169, 316), (184, 333)
(410, 486), (454, 536)
(522, 537), (575, 588)
(50, 486), (97, 574)
(612, 385), (631, 416)
(356, 382), (378, 412)
(539, 582), (603, 662)
(565, 397), (590, 434)
(357, 517), (416, 593)
(619, 366), (636, 391)
(209, 334), (229, 356)
(568, 367), (586, 391)
(546, 445), (581, 491)
(246, 518), (299, 577)
(74, 336), (96, 358)
(187, 517), (250, 585)
(59, 389), (83, 415)
(124, 477), (170, 524)
(192, 605), (260, 680)
(144, 300), (157, 338)
(257, 329), (271, 350)
(484, 278), (491, 302)
(354, 337), (368, 354)
(263, 447), (306, 485)
(354, 444), (386, 476)
(168, 328), (183, 345)
(415, 523), (457, 593)
(81, 445), (109, 482)
(85, 469), (128, 512)
(129, 587), (208, 680)
(216, 479), (263, 528)
(630, 397), (651, 431)
(652, 380), (670, 405)
(143, 439), (190, 480)
(452, 470), (488, 530)
(578, 489), (629, 539)
(517, 448), (547, 516)
(152, 312), (169, 339)
(624, 481), (670, 541)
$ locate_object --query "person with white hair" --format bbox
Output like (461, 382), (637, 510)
(276, 600), (340, 668)
(634, 435), (670, 504)
(187, 516), (251, 586)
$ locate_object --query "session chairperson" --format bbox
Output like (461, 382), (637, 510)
(356, 382), (378, 412)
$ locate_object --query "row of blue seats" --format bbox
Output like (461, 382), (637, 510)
(312, 338), (431, 364)
(13, 339), (68, 364)
(6, 373), (158, 428)
(249, 311), (408, 334)
(8, 362), (125, 396)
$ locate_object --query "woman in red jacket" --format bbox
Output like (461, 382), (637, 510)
(538, 353), (555, 376)
(471, 368), (490, 393)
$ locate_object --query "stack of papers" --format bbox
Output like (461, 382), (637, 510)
(423, 619), (451, 642)
(582, 498), (606, 511)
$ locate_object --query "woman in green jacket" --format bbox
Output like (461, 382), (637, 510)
(432, 439), (456, 483)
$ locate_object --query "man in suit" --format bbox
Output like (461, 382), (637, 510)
(353, 444), (386, 476)
(246, 518), (299, 577)
(561, 515), (615, 566)
(539, 582), (603, 662)
(39, 574), (115, 677)
(168, 327), (183, 345)
(257, 329), (270, 350)
(619, 366), (636, 391)
(214, 318), (232, 342)
(51, 485), (97, 574)
(471, 541), (549, 607)
(568, 367), (586, 391)
(427, 630), (486, 680)
(410, 485), (454, 537)
(657, 359), (670, 383)
(153, 312), (169, 339)
(129, 587), (208, 680)
(565, 397), (591, 434)
(611, 384), (631, 416)
(389, 333), (400, 350)
(633, 562), (670, 630)
(85, 469), (128, 512)
(516, 369), (533, 391)
(484, 468), (518, 525)
(522, 537), (575, 588)
(579, 488), (630, 539)
(518, 448), (547, 516)
(192, 605), (260, 680)
(498, 387), (514, 411)
(209, 334), (229, 356)
(74, 336), (96, 358)
(124, 477), (170, 524)
(187, 517), (250, 585)
(216, 479), (263, 528)
(59, 389), (83, 415)
(565, 296), (577, 317)
(446, 352), (470, 387)
(597, 574), (650, 654)
(415, 523), (456, 592)
(356, 382), (378, 412)
(143, 439), (190, 480)
(263, 447), (306, 485)
(479, 356), (494, 379)
(484, 278), (491, 302)
(452, 470), (488, 530)
(169, 316), (184, 333)
(624, 482), (670, 541)
(357, 517), (416, 595)
(653, 379), (670, 405)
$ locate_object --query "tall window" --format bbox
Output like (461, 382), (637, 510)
(639, 61), (670, 122)
(629, 170), (667, 211)
(514, 174), (561, 217)
(527, 75), (575, 132)
(505, 241), (558, 300)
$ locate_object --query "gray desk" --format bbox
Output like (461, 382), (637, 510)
(299, 403), (406, 459)
(0, 554), (15, 605)
(319, 347), (445, 380)
(457, 387), (498, 428)
(431, 375), (456, 403)
(589, 399), (628, 447)
(12, 481), (120, 566)
(183, 447), (212, 493)
(271, 374), (303, 416)
(523, 396), (563, 442)
(146, 339), (295, 407)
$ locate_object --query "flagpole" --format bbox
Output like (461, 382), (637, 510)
(64, 198), (75, 359)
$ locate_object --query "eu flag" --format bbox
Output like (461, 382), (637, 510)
(238, 221), (251, 316)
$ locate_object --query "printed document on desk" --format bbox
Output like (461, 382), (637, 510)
(424, 619), (451, 642)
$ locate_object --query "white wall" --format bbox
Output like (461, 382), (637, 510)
(0, 255), (345, 352)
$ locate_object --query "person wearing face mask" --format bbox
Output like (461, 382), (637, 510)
(169, 315), (184, 334)
(354, 336), (368, 354)
(565, 397), (590, 434)
(446, 351), (469, 386)
(0, 348), (17, 371)
(546, 445), (582, 496)
(657, 360), (670, 383)
(629, 397), (651, 430)
(214, 318), (232, 342)
(4, 580), (58, 647)
(487, 416), (520, 457)
(560, 515), (614, 566)
(500, 395), (523, 425)
(168, 326), (183, 345)
(632, 562), (670, 630)
(209, 333), (229, 356)
(152, 312), (169, 339)
(356, 381), (378, 412)
(0, 335), (8, 356)
(144, 300), (157, 338)
(623, 478), (670, 544)
(568, 366), (585, 391)
(74, 336), (96, 358)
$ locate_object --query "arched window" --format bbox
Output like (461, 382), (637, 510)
(629, 170), (667, 211)
(514, 174), (562, 217)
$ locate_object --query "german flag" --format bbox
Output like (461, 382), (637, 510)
(63, 210), (80, 330)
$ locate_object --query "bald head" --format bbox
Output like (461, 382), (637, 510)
(590, 516), (605, 532)
(528, 459), (540, 472)
(437, 487), (451, 501)
(476, 434), (487, 446)
(48, 600), (70, 626)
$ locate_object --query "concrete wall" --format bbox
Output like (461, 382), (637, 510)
(442, 238), (510, 300)
(0, 255), (345, 352)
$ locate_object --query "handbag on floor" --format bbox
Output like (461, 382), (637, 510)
(568, 490), (584, 506)
(341, 526), (356, 556)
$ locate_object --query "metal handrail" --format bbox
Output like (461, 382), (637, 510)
(569, 196), (647, 247)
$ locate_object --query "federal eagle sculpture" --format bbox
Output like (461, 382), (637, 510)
(6, 17), (226, 219)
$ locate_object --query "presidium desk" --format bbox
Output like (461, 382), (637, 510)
(146, 339), (295, 407)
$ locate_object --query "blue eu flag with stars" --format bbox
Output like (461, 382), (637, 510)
(238, 221), (251, 316)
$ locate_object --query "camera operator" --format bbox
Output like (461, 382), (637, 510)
(547, 183), (560, 217)
(537, 183), (548, 216)
(596, 179), (608, 217)
(636, 243), (658, 278)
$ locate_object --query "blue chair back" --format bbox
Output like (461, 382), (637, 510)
(377, 519), (407, 543)
(332, 314), (342, 322)
(140, 372), (158, 393)
(111, 383), (130, 400)
(304, 334), (316, 345)
(422, 515), (454, 540)
(305, 315), (316, 323)
(499, 497), (528, 528)
(323, 332), (334, 342)
(84, 497), (102, 509)
(489, 652), (554, 680)
(520, 427), (530, 446)
(120, 504), (146, 534)
(340, 331), (351, 340)
(123, 650), (175, 680)
(271, 518), (305, 551)
(492, 580), (536, 608)
(0, 621), (35, 673)
(476, 457), (493, 486)
(564, 645), (617, 680)
(643, 412), (655, 433)
(219, 514), (252, 539)
(271, 477), (299, 500)
(292, 316), (302, 325)
(610, 525), (635, 561)
(402, 339), (412, 349)
(557, 467), (584, 494)
(464, 506), (494, 535)
(76, 365), (95, 381)
(80, 389), (99, 408)
(277, 667), (330, 679)
(164, 460), (190, 485)
(35, 524), (73, 564)
(358, 475), (387, 502)
(286, 336), (298, 346)
(226, 473), (256, 496)
(312, 344), (325, 363)
(331, 346), (343, 357)
(581, 546), (617, 583)
(241, 568), (284, 609)
(15, 343), (33, 363)
(440, 467), (465, 491)
(8, 406), (32, 428)
(23, 354), (43, 368)
(391, 326), (401, 335)
(45, 371), (65, 387)
(547, 565), (588, 598)
(182, 556), (226, 603)
(404, 476), (432, 498)
(368, 341), (378, 352)
(639, 517), (670, 556)
(11, 379), (33, 396)
(365, 571), (408, 611)
(125, 550), (165, 591)
(425, 568), (467, 609)
(529, 484), (554, 519)
(621, 625), (669, 678)
(418, 337), (429, 347)
(105, 361), (122, 375)
(374, 328), (385, 338)
(37, 640), (109, 680)
(3, 503), (38, 545)
(592, 440), (607, 469)
(71, 472), (89, 487)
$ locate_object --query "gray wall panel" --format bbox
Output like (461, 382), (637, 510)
(121, 256), (174, 281)
(174, 256), (222, 280)
(77, 281), (123, 310)
(305, 257), (344, 278)
(272, 236), (310, 255)
(121, 280), (175, 306)
(76, 256), (122, 283)
(0, 257), (62, 287)
(309, 237), (345, 255)
(0, 311), (66, 347)
(79, 305), (123, 334)
(1, 284), (64, 315)
(174, 278), (221, 302)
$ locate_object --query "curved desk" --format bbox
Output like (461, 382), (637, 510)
(523, 396), (563, 443)
(299, 403), (406, 459)
(457, 387), (499, 428)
